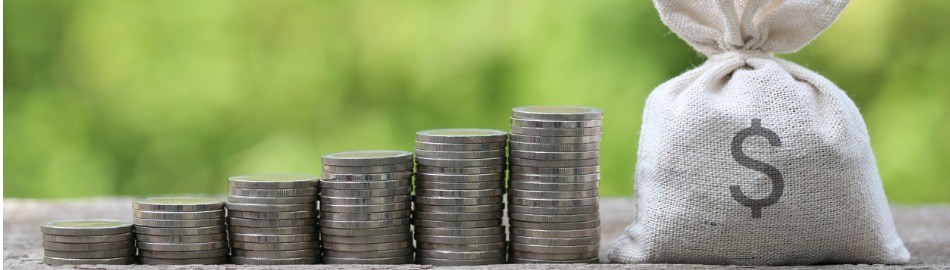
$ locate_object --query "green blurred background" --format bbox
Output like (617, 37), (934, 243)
(4, 0), (949, 203)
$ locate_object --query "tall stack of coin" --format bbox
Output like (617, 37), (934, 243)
(320, 150), (415, 264)
(413, 129), (508, 266)
(226, 174), (320, 265)
(507, 106), (603, 264)
(41, 220), (136, 266)
(133, 197), (229, 265)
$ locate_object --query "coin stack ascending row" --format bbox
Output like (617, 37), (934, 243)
(320, 151), (415, 264)
(41, 220), (136, 266)
(133, 197), (229, 265)
(413, 129), (509, 266)
(226, 174), (320, 265)
(507, 106), (603, 264)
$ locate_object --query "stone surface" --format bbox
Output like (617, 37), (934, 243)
(4, 197), (948, 269)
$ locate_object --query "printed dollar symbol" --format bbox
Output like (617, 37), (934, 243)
(730, 119), (783, 219)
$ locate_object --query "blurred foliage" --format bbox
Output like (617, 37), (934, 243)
(4, 0), (948, 203)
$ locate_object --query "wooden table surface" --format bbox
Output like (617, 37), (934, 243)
(4, 198), (948, 269)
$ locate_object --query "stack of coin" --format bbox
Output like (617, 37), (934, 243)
(320, 150), (415, 264)
(507, 106), (603, 264)
(413, 129), (508, 266)
(41, 220), (136, 266)
(133, 197), (229, 265)
(226, 174), (320, 265)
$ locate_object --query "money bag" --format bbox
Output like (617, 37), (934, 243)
(608, 0), (910, 265)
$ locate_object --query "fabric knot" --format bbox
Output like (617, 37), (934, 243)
(709, 50), (774, 62)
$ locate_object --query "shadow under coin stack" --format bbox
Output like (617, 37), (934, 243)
(133, 197), (229, 265)
(413, 129), (509, 266)
(41, 220), (136, 266)
(320, 151), (415, 264)
(226, 174), (320, 265)
(507, 106), (603, 264)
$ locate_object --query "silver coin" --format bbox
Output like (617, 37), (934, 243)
(416, 241), (506, 252)
(42, 241), (133, 252)
(511, 106), (603, 121)
(416, 180), (503, 190)
(321, 195), (410, 205)
(509, 257), (599, 264)
(511, 173), (600, 183)
(415, 141), (507, 151)
(138, 248), (229, 259)
(137, 241), (227, 252)
(415, 129), (507, 143)
(320, 209), (410, 221)
(414, 233), (505, 244)
(509, 250), (599, 260)
(228, 174), (319, 189)
(319, 224), (410, 237)
(322, 247), (412, 259)
(417, 165), (505, 174)
(232, 248), (318, 259)
(414, 203), (504, 213)
(43, 256), (135, 266)
(322, 241), (412, 252)
(414, 196), (503, 206)
(230, 241), (317, 251)
(227, 217), (314, 227)
(413, 219), (502, 229)
(415, 188), (504, 198)
(232, 256), (321, 265)
(133, 217), (224, 228)
(510, 126), (602, 137)
(510, 118), (602, 128)
(43, 248), (135, 259)
(322, 163), (413, 174)
(508, 189), (599, 199)
(509, 197), (599, 207)
(415, 149), (505, 159)
(320, 218), (410, 229)
(228, 225), (315, 235)
(139, 256), (228, 265)
(227, 210), (315, 219)
(40, 220), (133, 236)
(416, 172), (503, 182)
(414, 226), (504, 237)
(321, 150), (413, 166)
(134, 210), (225, 220)
(510, 157), (599, 168)
(510, 219), (601, 230)
(228, 187), (317, 197)
(320, 178), (410, 190)
(229, 233), (317, 243)
(510, 150), (600, 160)
(510, 165), (599, 175)
(416, 249), (506, 260)
(323, 255), (413, 265)
(134, 225), (226, 236)
(320, 202), (411, 213)
(509, 204), (599, 215)
(320, 186), (411, 197)
(416, 157), (505, 167)
(509, 134), (601, 144)
(509, 141), (600, 152)
(414, 211), (503, 221)
(321, 232), (412, 244)
(511, 235), (600, 246)
(225, 202), (313, 212)
(227, 194), (317, 204)
(416, 257), (506, 266)
(510, 242), (599, 254)
(42, 233), (132, 243)
(133, 197), (224, 212)
(321, 171), (413, 181)
(136, 233), (226, 243)
(509, 180), (599, 191)
(511, 227), (600, 238)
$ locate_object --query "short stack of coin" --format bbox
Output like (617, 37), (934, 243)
(507, 106), (603, 264)
(413, 129), (508, 266)
(320, 150), (415, 264)
(133, 197), (229, 265)
(41, 220), (136, 266)
(226, 174), (320, 265)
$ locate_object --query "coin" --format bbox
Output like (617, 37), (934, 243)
(229, 187), (317, 197)
(320, 178), (411, 190)
(133, 197), (224, 212)
(42, 233), (132, 243)
(43, 256), (135, 266)
(414, 196), (503, 206)
(416, 257), (506, 266)
(511, 235), (600, 246)
(228, 174), (319, 189)
(227, 194), (317, 204)
(509, 141), (600, 152)
(321, 171), (413, 181)
(138, 256), (228, 265)
(509, 250), (599, 260)
(511, 106), (604, 121)
(413, 211), (503, 221)
(509, 180), (599, 191)
(319, 224), (410, 237)
(136, 233), (226, 243)
(228, 225), (316, 235)
(42, 241), (133, 252)
(416, 241), (507, 252)
(510, 150), (600, 160)
(415, 233), (506, 244)
(510, 173), (600, 183)
(323, 255), (413, 264)
(415, 172), (504, 182)
(227, 210), (316, 219)
(509, 134), (601, 144)
(417, 165), (505, 174)
(321, 232), (412, 244)
(232, 256), (319, 265)
(510, 157), (599, 167)
(134, 210), (225, 220)
(229, 233), (316, 243)
(227, 217), (314, 227)
(510, 242), (599, 254)
(43, 248), (136, 259)
(134, 225), (226, 236)
(322, 247), (412, 259)
(414, 226), (504, 236)
(415, 188), (504, 197)
(511, 227), (600, 238)
(225, 202), (313, 212)
(322, 163), (412, 174)
(133, 218), (225, 228)
(510, 118), (602, 128)
(320, 195), (410, 205)
(416, 180), (503, 190)
(510, 219), (601, 230)
(320, 186), (411, 197)
(416, 157), (505, 167)
(230, 241), (317, 251)
(137, 241), (226, 252)
(508, 189), (599, 199)
(416, 249), (506, 260)
(510, 166), (599, 175)
(508, 257), (599, 264)
(232, 248), (319, 259)
(416, 129), (507, 144)
(509, 197), (599, 207)
(415, 149), (505, 159)
(413, 219), (502, 229)
(138, 248), (229, 259)
(509, 204), (599, 215)
(415, 141), (507, 151)
(414, 203), (504, 213)
(319, 218), (410, 229)
(319, 210), (410, 221)
(322, 241), (412, 252)
(510, 126), (602, 137)
(41, 220), (133, 236)
(320, 202), (411, 213)
(321, 150), (413, 166)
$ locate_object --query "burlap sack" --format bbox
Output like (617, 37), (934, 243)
(607, 0), (910, 265)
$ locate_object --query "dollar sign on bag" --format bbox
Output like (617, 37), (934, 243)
(730, 119), (783, 218)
